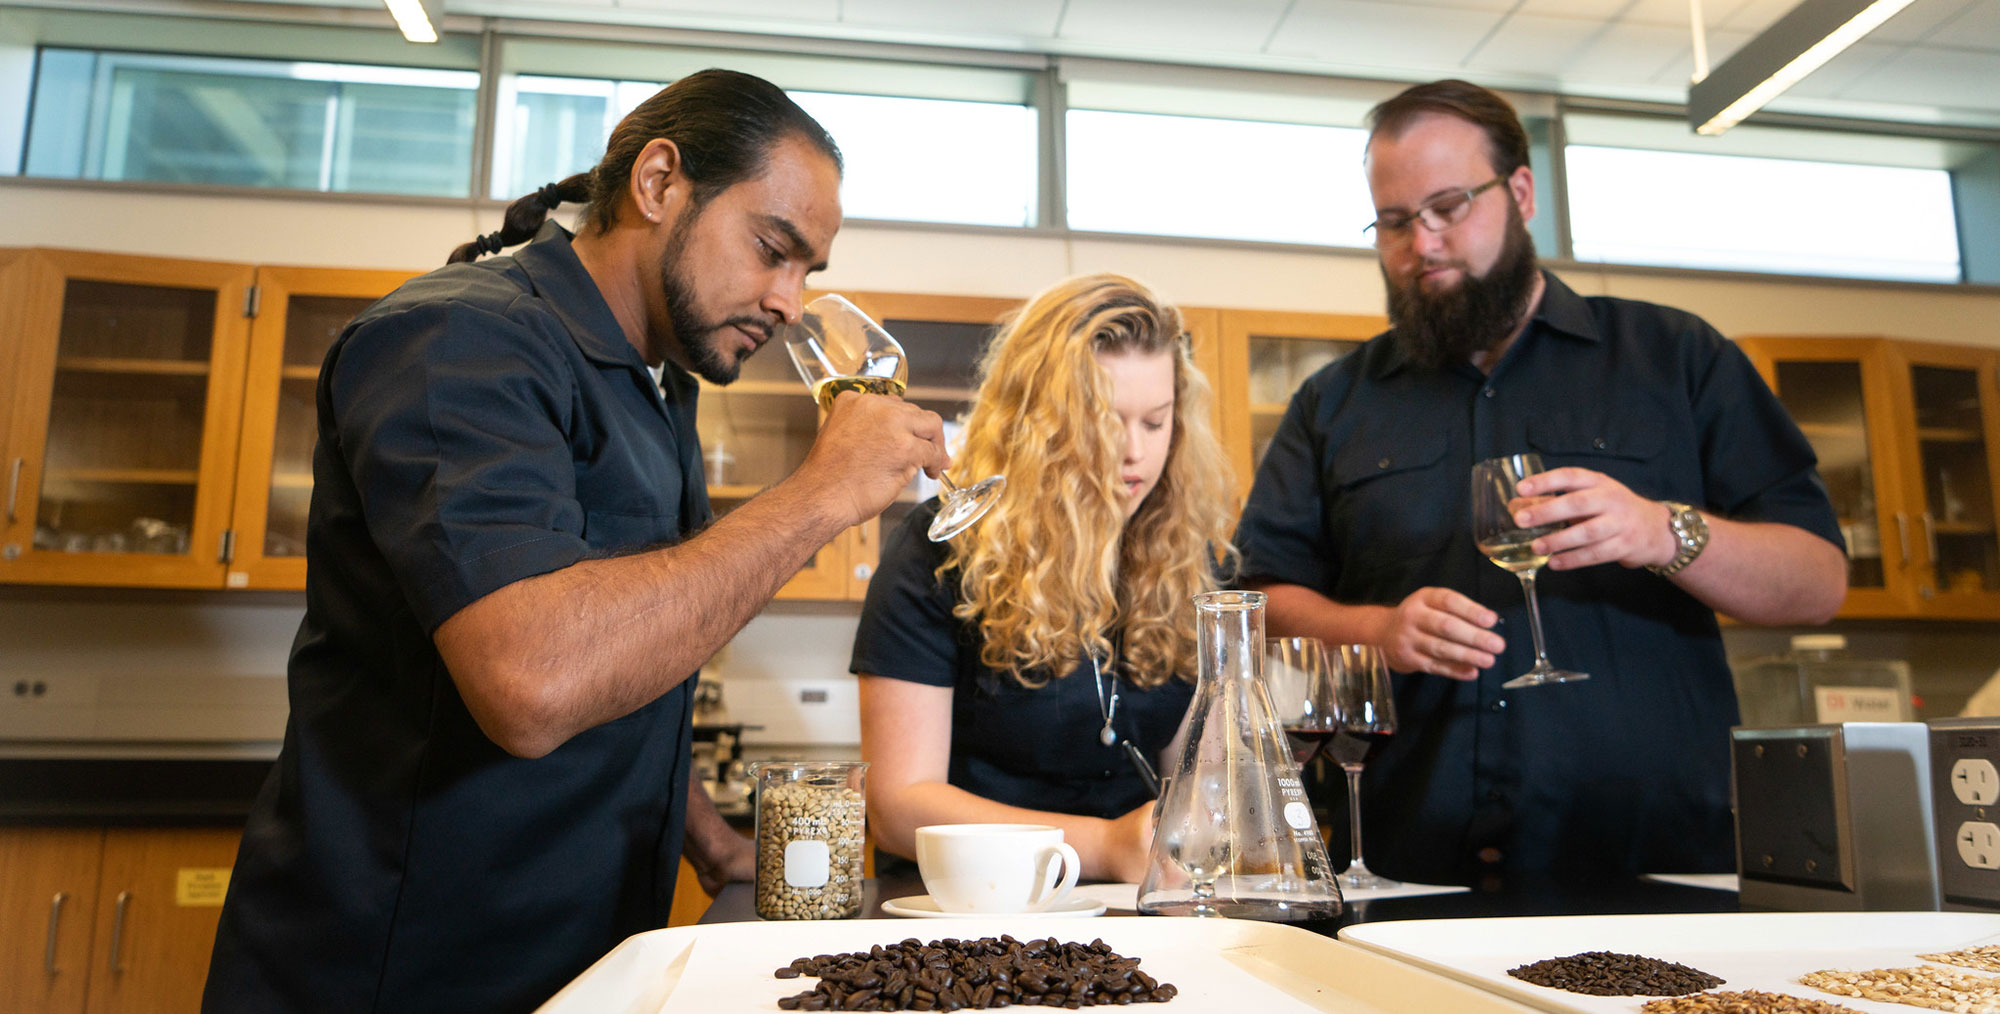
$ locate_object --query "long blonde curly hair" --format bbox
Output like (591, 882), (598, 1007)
(944, 274), (1237, 690)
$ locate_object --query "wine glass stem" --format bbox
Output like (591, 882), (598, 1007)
(938, 473), (959, 495)
(1344, 762), (1367, 870)
(1517, 569), (1553, 669)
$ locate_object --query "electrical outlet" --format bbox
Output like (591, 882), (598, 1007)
(1955, 759), (2000, 806)
(1959, 822), (2000, 870)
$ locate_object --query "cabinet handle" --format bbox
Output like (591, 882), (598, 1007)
(108, 891), (130, 975)
(1895, 512), (1910, 566)
(1922, 511), (1939, 569)
(5, 457), (20, 523)
(46, 891), (68, 975)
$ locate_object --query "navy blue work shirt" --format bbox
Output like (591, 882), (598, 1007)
(1235, 271), (1842, 884)
(852, 502), (1193, 821)
(205, 222), (708, 1014)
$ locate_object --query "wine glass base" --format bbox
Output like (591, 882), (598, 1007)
(927, 474), (1007, 541)
(1501, 669), (1590, 690)
(1339, 865), (1401, 892)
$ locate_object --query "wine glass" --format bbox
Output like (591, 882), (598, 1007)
(783, 294), (1006, 541)
(1327, 643), (1400, 891)
(1470, 453), (1590, 689)
(1264, 637), (1337, 767)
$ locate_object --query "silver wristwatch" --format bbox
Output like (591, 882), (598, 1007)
(1648, 501), (1709, 577)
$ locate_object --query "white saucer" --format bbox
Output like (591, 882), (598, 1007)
(880, 894), (1108, 919)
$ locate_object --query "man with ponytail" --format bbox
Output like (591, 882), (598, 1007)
(205, 69), (948, 1013)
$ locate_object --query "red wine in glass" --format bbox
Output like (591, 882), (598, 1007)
(1283, 726), (1337, 766)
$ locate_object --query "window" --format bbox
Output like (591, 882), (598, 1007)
(1065, 109), (1373, 246)
(24, 48), (478, 196)
(1566, 145), (1960, 283)
(493, 76), (1036, 227)
(791, 91), (1035, 227)
(1562, 112), (1964, 283)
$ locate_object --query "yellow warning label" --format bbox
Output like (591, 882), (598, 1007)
(176, 868), (230, 907)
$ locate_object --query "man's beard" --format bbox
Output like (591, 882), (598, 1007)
(1382, 207), (1540, 372)
(658, 207), (775, 386)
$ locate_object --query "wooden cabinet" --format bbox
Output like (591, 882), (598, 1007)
(0, 249), (254, 587)
(1203, 308), (1385, 504)
(1739, 335), (2000, 618)
(1, 828), (102, 1014)
(0, 250), (409, 592)
(696, 291), (1018, 600)
(225, 266), (416, 590)
(0, 827), (241, 1014)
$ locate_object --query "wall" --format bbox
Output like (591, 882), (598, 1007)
(3, 179), (1999, 752)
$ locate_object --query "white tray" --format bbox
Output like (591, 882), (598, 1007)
(536, 916), (1543, 1013)
(1340, 911), (2000, 1014)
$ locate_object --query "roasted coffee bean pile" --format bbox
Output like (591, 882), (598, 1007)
(1640, 989), (1868, 1013)
(1508, 951), (1726, 996)
(771, 935), (1178, 1011)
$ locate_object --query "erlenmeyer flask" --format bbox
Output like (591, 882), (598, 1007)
(1137, 590), (1344, 920)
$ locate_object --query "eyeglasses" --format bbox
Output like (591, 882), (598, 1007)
(1363, 177), (1506, 241)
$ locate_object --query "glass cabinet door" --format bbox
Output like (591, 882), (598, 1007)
(1215, 310), (1383, 504)
(1737, 337), (1912, 617)
(844, 293), (1016, 599)
(1898, 343), (2000, 615)
(695, 295), (845, 600)
(0, 250), (252, 587)
(227, 267), (416, 590)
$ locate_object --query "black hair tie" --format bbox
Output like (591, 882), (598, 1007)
(537, 182), (563, 210)
(475, 230), (506, 256)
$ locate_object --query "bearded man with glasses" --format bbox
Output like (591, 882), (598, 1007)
(1233, 79), (1849, 886)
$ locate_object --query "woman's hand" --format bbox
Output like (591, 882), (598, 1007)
(1102, 801), (1159, 884)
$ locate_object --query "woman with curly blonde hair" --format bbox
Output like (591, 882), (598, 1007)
(851, 273), (1236, 884)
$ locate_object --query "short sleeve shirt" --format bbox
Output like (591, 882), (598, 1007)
(205, 223), (707, 1014)
(851, 503), (1194, 820)
(1234, 271), (1842, 883)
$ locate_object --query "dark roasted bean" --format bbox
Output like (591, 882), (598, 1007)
(1507, 951), (1723, 997)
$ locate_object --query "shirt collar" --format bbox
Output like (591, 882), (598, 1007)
(1376, 268), (1597, 379)
(512, 220), (647, 371)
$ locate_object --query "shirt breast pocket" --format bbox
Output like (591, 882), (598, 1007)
(1327, 424), (1454, 578)
(581, 509), (679, 554)
(1526, 404), (1669, 496)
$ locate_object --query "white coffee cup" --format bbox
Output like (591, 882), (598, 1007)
(914, 823), (1081, 914)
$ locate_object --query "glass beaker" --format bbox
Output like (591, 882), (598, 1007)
(1137, 590), (1343, 920)
(751, 760), (868, 920)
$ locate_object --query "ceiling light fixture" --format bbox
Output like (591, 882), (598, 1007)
(1687, 0), (1917, 136)
(383, 0), (441, 44)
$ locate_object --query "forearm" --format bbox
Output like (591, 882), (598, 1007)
(436, 474), (849, 758)
(870, 780), (1137, 882)
(1669, 516), (1847, 625)
(1254, 581), (1394, 647)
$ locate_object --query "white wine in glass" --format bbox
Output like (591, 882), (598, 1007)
(1471, 453), (1588, 689)
(784, 294), (1006, 541)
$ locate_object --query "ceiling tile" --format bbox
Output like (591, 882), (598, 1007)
(1826, 43), (2000, 108)
(1780, 38), (1901, 97)
(1271, 0), (1508, 71)
(602, 0), (836, 16)
(1646, 25), (1754, 83)
(1709, 0), (1804, 33)
(1553, 19), (1703, 87)
(1515, 0), (1693, 25)
(1865, 0), (1983, 43)
(1057, 0), (1294, 52)
(1464, 12), (1629, 80)
(837, 0), (1065, 37)
(1923, 0), (2000, 50)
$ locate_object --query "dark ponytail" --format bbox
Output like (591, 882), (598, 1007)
(448, 173), (590, 264)
(448, 68), (841, 264)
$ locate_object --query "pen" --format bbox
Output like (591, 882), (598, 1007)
(1122, 740), (1161, 798)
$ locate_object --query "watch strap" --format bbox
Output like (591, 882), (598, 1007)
(1648, 501), (1709, 577)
